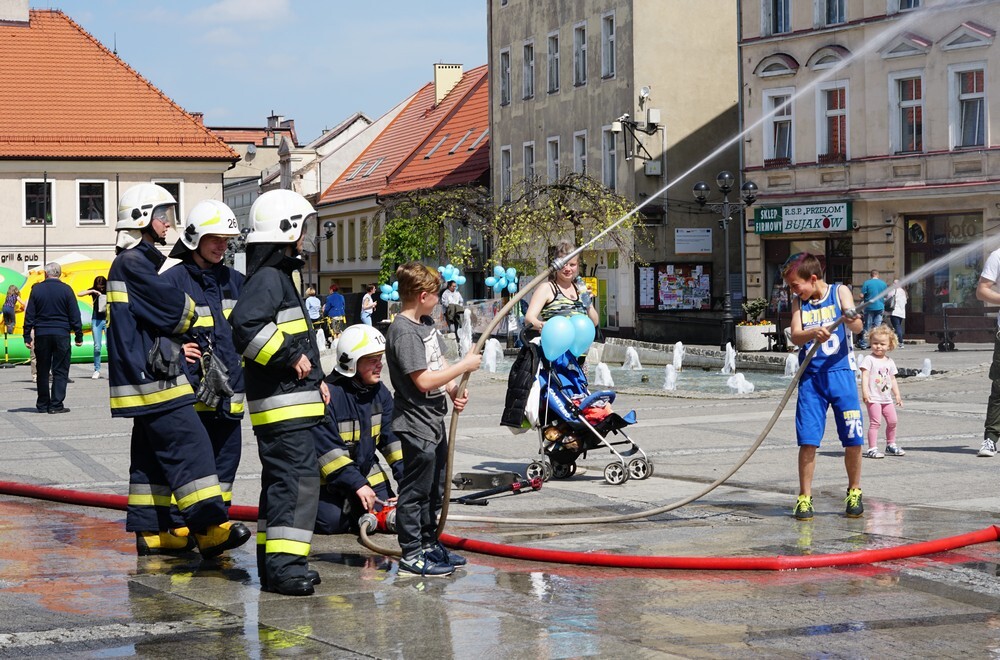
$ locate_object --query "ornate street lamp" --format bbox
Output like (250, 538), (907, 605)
(693, 172), (758, 350)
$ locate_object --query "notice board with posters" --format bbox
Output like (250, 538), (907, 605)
(636, 262), (712, 311)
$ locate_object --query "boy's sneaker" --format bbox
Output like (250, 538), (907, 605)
(424, 542), (467, 567)
(885, 444), (905, 456)
(793, 495), (813, 520)
(863, 447), (885, 459)
(845, 488), (864, 518)
(398, 550), (455, 577)
(978, 438), (997, 457)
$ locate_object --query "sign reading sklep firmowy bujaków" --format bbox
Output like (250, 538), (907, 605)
(753, 202), (852, 235)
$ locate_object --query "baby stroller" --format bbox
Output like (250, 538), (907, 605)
(503, 338), (652, 485)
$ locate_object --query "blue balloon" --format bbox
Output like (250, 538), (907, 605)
(380, 284), (392, 295)
(492, 282), (504, 294)
(392, 281), (398, 290)
(437, 266), (445, 272)
(497, 276), (507, 288)
(456, 275), (466, 286)
(506, 267), (517, 281)
(541, 316), (575, 361)
(507, 282), (517, 293)
(485, 276), (497, 287)
(390, 290), (399, 301)
(493, 265), (505, 278)
(380, 293), (390, 301)
(569, 313), (597, 357)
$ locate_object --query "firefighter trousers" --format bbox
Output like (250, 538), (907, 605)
(125, 406), (228, 533)
(170, 412), (243, 528)
(315, 480), (394, 534)
(256, 427), (320, 585)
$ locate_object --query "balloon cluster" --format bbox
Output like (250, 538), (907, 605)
(378, 281), (399, 301)
(485, 264), (518, 295)
(540, 314), (596, 361)
(437, 263), (467, 287)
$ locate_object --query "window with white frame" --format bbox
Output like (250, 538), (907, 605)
(601, 12), (615, 78)
(573, 23), (587, 86)
(891, 0), (920, 11)
(951, 64), (985, 148)
(891, 73), (923, 153)
(499, 48), (511, 105)
(818, 83), (848, 160)
(501, 145), (512, 202)
(763, 89), (794, 163)
(547, 31), (560, 93)
(573, 130), (587, 174)
(23, 179), (53, 226)
(546, 137), (560, 181)
(152, 180), (181, 218)
(825, 0), (845, 25)
(77, 180), (107, 225)
(602, 127), (617, 190)
(523, 41), (535, 99)
(764, 0), (790, 35)
(523, 142), (535, 181)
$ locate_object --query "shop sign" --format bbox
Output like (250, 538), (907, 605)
(0, 252), (41, 265)
(753, 202), (852, 234)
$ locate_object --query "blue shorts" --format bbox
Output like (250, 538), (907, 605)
(795, 369), (864, 447)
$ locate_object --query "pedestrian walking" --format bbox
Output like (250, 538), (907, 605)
(859, 325), (904, 458)
(23, 263), (83, 413)
(975, 247), (1000, 457)
(859, 269), (887, 349)
(888, 279), (907, 345)
(77, 276), (107, 379)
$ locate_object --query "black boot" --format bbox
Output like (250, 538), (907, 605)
(268, 577), (315, 596)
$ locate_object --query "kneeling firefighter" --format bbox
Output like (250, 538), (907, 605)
(161, 200), (246, 519)
(228, 189), (326, 597)
(109, 183), (251, 558)
(314, 324), (403, 534)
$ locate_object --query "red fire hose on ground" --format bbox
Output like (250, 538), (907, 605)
(6, 480), (995, 572)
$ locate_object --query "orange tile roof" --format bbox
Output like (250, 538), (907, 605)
(318, 65), (488, 206)
(0, 10), (237, 161)
(209, 127), (296, 147)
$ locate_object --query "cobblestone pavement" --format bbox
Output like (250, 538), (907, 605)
(2, 341), (1000, 658)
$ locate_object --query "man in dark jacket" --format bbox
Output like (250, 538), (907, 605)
(229, 189), (327, 597)
(23, 262), (83, 413)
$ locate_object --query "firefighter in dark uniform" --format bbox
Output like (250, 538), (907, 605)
(108, 183), (251, 558)
(160, 200), (246, 518)
(314, 324), (403, 534)
(228, 189), (326, 597)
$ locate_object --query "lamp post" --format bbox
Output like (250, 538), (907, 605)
(693, 171), (758, 351)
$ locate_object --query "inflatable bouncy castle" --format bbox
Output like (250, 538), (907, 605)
(0, 258), (112, 365)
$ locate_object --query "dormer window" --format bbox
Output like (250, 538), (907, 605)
(754, 53), (799, 78)
(941, 21), (995, 51)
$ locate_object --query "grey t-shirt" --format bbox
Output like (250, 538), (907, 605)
(386, 313), (448, 442)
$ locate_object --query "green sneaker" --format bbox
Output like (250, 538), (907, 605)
(793, 494), (813, 520)
(845, 488), (864, 518)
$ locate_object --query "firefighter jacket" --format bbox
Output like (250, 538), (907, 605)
(107, 241), (198, 418)
(228, 262), (325, 435)
(318, 374), (404, 494)
(161, 259), (246, 419)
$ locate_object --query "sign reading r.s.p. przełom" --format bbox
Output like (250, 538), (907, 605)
(753, 202), (851, 234)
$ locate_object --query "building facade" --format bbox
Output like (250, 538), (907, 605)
(741, 0), (1000, 339)
(488, 0), (740, 341)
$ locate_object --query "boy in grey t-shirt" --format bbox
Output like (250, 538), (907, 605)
(385, 262), (481, 577)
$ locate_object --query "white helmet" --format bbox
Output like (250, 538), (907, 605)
(116, 183), (177, 231)
(334, 324), (386, 377)
(246, 189), (316, 245)
(179, 199), (240, 251)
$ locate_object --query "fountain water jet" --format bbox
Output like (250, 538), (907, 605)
(784, 353), (798, 377)
(623, 347), (643, 370)
(917, 358), (932, 378)
(663, 364), (678, 391)
(727, 373), (755, 394)
(721, 343), (736, 375)
(482, 338), (504, 373)
(672, 341), (685, 371)
(593, 362), (615, 388)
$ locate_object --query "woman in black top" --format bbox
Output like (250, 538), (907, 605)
(77, 276), (107, 379)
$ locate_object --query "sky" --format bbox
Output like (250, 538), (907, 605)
(45, 0), (487, 143)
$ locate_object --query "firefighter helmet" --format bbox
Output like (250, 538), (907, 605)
(246, 189), (316, 245)
(334, 324), (386, 378)
(116, 183), (177, 231)
(179, 199), (241, 251)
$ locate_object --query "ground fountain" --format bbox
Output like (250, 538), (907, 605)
(672, 342), (685, 371)
(721, 343), (736, 375)
(457, 309), (472, 356)
(784, 353), (798, 377)
(593, 362), (614, 388)
(663, 364), (678, 391)
(482, 338), (504, 373)
(917, 358), (932, 378)
(727, 373), (755, 394)
(622, 347), (642, 370)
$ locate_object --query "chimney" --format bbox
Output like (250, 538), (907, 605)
(267, 113), (284, 129)
(191, 112), (204, 125)
(433, 64), (463, 105)
(0, 0), (29, 25)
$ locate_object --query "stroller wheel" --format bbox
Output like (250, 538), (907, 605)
(628, 458), (653, 480)
(526, 461), (549, 482)
(604, 462), (629, 485)
(552, 462), (576, 479)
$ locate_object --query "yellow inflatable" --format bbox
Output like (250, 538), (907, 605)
(0, 259), (111, 364)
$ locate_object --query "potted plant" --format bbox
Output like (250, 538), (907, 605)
(735, 298), (775, 351)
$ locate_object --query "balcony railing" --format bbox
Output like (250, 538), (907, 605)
(763, 157), (791, 169)
(818, 152), (846, 164)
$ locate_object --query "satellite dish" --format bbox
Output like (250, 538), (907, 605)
(639, 86), (652, 100)
(247, 143), (257, 156)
